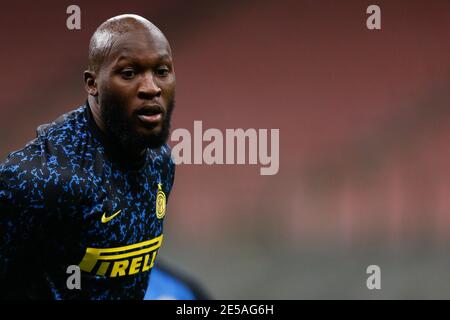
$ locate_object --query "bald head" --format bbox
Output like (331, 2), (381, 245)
(88, 14), (169, 73)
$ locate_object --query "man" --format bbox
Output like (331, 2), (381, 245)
(0, 14), (176, 299)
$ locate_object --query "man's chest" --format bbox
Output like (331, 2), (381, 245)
(73, 170), (167, 278)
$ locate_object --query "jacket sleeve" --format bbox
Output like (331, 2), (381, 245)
(0, 164), (42, 298)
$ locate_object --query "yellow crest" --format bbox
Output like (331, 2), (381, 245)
(156, 183), (166, 219)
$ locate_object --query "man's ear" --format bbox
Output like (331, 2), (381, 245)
(84, 70), (98, 96)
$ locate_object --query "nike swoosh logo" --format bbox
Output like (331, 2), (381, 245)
(101, 210), (122, 223)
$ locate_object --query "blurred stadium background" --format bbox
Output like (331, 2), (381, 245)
(0, 0), (449, 298)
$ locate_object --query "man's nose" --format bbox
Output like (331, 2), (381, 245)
(137, 72), (161, 99)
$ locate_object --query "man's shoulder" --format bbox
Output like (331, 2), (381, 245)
(0, 141), (45, 206)
(147, 144), (176, 197)
(148, 144), (176, 175)
(35, 105), (88, 144)
(0, 106), (90, 198)
(150, 144), (173, 161)
(0, 138), (43, 181)
(1, 106), (88, 170)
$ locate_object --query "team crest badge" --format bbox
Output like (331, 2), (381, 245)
(156, 183), (166, 219)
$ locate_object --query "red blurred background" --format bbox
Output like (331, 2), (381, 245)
(1, 0), (449, 298)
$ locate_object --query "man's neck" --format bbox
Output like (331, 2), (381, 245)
(88, 95), (106, 133)
(86, 96), (147, 167)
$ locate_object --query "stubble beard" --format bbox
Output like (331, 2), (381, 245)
(99, 92), (175, 152)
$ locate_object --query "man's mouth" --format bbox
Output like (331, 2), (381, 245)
(136, 105), (164, 125)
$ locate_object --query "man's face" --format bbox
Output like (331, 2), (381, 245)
(96, 29), (176, 150)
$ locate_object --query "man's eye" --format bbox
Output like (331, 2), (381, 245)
(121, 69), (136, 79)
(156, 67), (169, 77)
